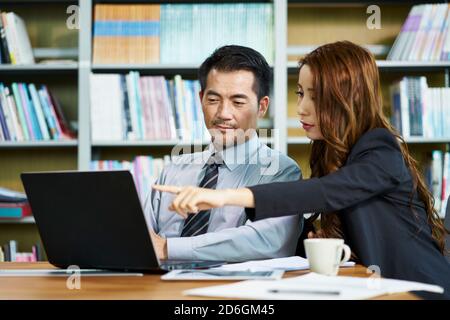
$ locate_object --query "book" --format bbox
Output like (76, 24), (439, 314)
(21, 83), (42, 140)
(0, 12), (34, 65)
(389, 77), (449, 139)
(0, 10), (11, 64)
(92, 4), (273, 65)
(388, 4), (450, 61)
(28, 84), (50, 140)
(8, 13), (34, 64)
(91, 72), (207, 142)
(441, 152), (450, 218)
(0, 242), (42, 262)
(0, 186), (26, 202)
(46, 87), (76, 139)
(160, 4), (273, 64)
(0, 94), (10, 140)
(9, 240), (17, 262)
(93, 4), (160, 64)
(0, 82), (75, 141)
(2, 244), (10, 262)
(0, 202), (32, 219)
(429, 150), (444, 214)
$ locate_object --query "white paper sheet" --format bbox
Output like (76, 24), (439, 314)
(184, 272), (444, 300)
(161, 269), (284, 280)
(0, 269), (143, 277)
(213, 256), (355, 272)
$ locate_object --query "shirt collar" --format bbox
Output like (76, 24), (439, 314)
(203, 134), (260, 171)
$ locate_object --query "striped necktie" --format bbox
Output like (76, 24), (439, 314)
(181, 157), (221, 237)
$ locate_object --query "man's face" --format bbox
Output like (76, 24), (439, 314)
(200, 69), (269, 148)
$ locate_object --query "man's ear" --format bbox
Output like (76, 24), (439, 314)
(258, 96), (269, 118)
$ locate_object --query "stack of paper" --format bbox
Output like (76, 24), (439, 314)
(184, 272), (444, 300)
(212, 256), (355, 272)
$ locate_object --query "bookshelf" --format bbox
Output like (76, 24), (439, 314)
(0, 140), (78, 148)
(285, 0), (450, 197)
(0, 64), (78, 72)
(1, 1), (449, 256)
(0, 0), (79, 254)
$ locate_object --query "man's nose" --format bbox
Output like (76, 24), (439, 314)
(217, 102), (233, 120)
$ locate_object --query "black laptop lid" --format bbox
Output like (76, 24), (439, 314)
(21, 170), (159, 271)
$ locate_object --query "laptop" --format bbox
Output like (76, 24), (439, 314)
(21, 170), (225, 273)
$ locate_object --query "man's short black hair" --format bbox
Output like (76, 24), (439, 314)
(198, 45), (272, 101)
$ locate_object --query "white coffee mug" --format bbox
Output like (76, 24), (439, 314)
(304, 238), (351, 276)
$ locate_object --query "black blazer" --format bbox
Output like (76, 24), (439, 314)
(247, 128), (450, 299)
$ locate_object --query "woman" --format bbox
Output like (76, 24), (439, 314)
(154, 41), (450, 299)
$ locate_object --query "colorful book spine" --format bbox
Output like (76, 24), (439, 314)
(28, 84), (50, 140)
(18, 83), (40, 140)
(389, 4), (450, 61)
(0, 93), (10, 140)
(37, 88), (57, 140)
(0, 202), (32, 219)
(93, 4), (160, 64)
(11, 83), (30, 140)
(41, 87), (64, 139)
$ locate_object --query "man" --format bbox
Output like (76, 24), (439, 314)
(145, 45), (303, 262)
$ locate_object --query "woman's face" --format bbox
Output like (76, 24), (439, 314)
(296, 65), (324, 140)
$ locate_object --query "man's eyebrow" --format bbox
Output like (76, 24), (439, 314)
(230, 94), (249, 99)
(205, 90), (221, 97)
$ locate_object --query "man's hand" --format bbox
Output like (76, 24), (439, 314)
(150, 229), (168, 260)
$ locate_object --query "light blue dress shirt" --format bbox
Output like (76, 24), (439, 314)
(143, 135), (303, 262)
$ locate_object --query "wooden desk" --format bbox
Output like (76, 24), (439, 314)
(0, 262), (418, 300)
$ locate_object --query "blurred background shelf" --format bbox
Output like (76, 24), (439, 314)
(0, 64), (78, 73)
(0, 141), (78, 148)
(0, 217), (36, 224)
(287, 60), (450, 74)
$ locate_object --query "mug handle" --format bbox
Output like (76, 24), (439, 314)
(339, 244), (351, 265)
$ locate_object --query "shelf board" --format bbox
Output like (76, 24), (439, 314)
(0, 140), (78, 148)
(288, 60), (450, 73)
(404, 137), (450, 144)
(377, 60), (450, 71)
(92, 137), (274, 147)
(2, 0), (76, 4)
(0, 217), (35, 224)
(0, 63), (78, 73)
(92, 140), (208, 147)
(91, 64), (200, 75)
(288, 0), (445, 4)
(287, 136), (450, 145)
(93, 0), (270, 3)
(288, 44), (390, 57)
(92, 64), (275, 75)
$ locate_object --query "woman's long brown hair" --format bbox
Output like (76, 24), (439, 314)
(299, 41), (448, 254)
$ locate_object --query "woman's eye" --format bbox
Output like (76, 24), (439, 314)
(295, 90), (304, 98)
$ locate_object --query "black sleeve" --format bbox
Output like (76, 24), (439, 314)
(247, 129), (407, 221)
